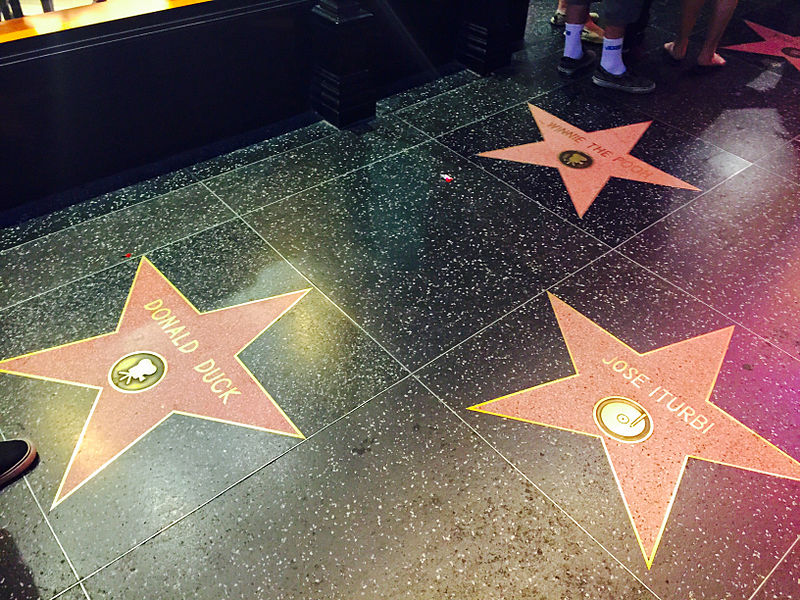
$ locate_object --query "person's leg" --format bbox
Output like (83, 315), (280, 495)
(599, 23), (626, 74)
(600, 0), (645, 67)
(554, 0), (602, 41)
(664, 0), (707, 60)
(552, 0), (571, 26)
(696, 0), (738, 65)
(592, 0), (656, 93)
(0, 440), (37, 489)
(565, 2), (589, 28)
(624, 0), (654, 52)
(558, 0), (597, 75)
(564, 1), (590, 58)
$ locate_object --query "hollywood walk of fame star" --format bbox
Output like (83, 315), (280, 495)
(478, 104), (700, 218)
(469, 293), (800, 568)
(723, 21), (800, 72)
(0, 257), (310, 509)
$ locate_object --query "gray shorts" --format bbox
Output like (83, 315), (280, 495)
(565, 0), (644, 26)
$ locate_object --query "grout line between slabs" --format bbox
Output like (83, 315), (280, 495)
(411, 375), (665, 600)
(0, 429), (91, 600)
(608, 161), (752, 248)
(400, 75), (573, 143)
(197, 181), (414, 375)
(747, 160), (800, 189)
(397, 102), (800, 368)
(71, 375), (412, 586)
(409, 245), (617, 375)
(224, 137), (433, 221)
(0, 125), (339, 257)
(194, 126), (339, 186)
(196, 181), (665, 595)
(375, 69), (482, 117)
(617, 250), (800, 365)
(0, 175), (199, 257)
(392, 75), (508, 126)
(0, 216), (239, 316)
(746, 533), (800, 600)
(49, 583), (86, 600)
(401, 101), (754, 258)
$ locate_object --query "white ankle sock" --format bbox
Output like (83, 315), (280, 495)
(564, 23), (584, 59)
(600, 37), (626, 74)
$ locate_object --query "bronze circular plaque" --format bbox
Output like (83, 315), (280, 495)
(109, 351), (167, 393)
(558, 150), (593, 169)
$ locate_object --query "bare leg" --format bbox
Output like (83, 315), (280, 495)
(559, 0), (602, 36)
(664, 0), (706, 59)
(565, 3), (589, 25)
(697, 0), (738, 65)
(605, 23), (625, 39)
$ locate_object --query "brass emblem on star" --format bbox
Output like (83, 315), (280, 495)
(782, 46), (800, 58)
(558, 150), (593, 169)
(593, 397), (653, 443)
(109, 351), (167, 393)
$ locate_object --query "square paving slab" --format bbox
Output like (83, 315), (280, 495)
(620, 164), (800, 362)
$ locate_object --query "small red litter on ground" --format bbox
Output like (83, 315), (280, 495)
(440, 174), (454, 183)
(125, 253), (132, 258)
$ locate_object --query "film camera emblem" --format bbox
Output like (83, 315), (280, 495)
(109, 351), (167, 393)
(782, 47), (800, 58)
(593, 397), (653, 443)
(558, 150), (593, 169)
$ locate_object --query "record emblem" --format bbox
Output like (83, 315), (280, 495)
(593, 396), (653, 443)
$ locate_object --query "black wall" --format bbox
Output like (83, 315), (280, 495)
(362, 0), (463, 89)
(0, 0), (477, 210)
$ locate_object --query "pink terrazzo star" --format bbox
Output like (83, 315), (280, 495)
(723, 21), (800, 72)
(470, 294), (800, 568)
(0, 257), (308, 508)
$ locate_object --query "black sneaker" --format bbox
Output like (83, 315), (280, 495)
(558, 49), (596, 76)
(592, 65), (655, 93)
(0, 440), (37, 488)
